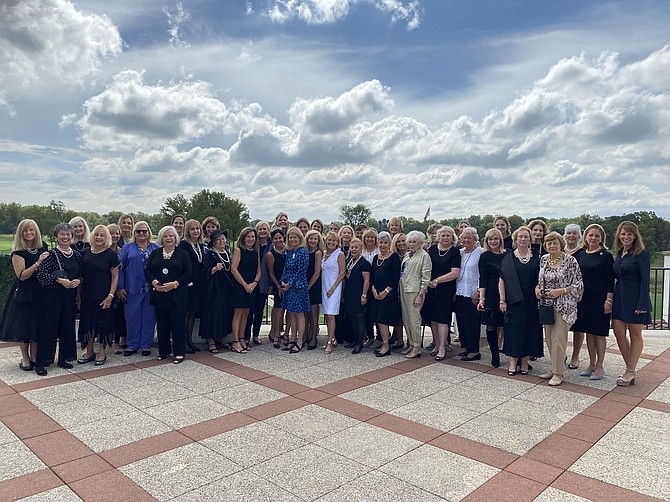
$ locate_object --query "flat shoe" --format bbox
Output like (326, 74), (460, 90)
(35, 366), (47, 376)
(425, 342), (436, 351)
(590, 370), (604, 380)
(460, 354), (481, 361)
(375, 349), (391, 357)
(19, 361), (34, 371)
(568, 363), (579, 369)
(457, 350), (468, 357)
(77, 354), (96, 364)
(141, 350), (151, 356)
(95, 357), (107, 366)
(123, 349), (137, 357)
(252, 338), (262, 345)
(390, 342), (405, 350)
(58, 362), (73, 369)
(579, 369), (594, 377)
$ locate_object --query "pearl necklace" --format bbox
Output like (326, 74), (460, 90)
(346, 256), (361, 278)
(438, 246), (452, 257)
(213, 249), (230, 271)
(163, 248), (174, 260)
(27, 248), (38, 255)
(376, 251), (390, 267)
(57, 247), (73, 258)
(190, 242), (203, 262)
(514, 248), (531, 264)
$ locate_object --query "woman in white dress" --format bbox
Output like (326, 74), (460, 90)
(321, 231), (346, 353)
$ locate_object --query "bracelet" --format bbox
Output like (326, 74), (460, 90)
(362, 294), (367, 298)
(108, 293), (114, 298)
(605, 300), (613, 305)
(499, 300), (506, 304)
(563, 288), (568, 295)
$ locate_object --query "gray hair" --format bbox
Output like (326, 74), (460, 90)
(406, 230), (426, 243)
(460, 226), (479, 240)
(437, 225), (459, 246)
(157, 225), (181, 246)
(564, 223), (582, 238)
(53, 223), (74, 237)
(378, 231), (392, 244)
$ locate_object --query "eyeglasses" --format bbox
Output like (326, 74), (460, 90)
(135, 229), (148, 234)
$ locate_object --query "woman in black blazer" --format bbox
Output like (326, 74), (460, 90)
(146, 226), (192, 364)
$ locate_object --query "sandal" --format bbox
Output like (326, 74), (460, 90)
(282, 341), (296, 352)
(324, 340), (334, 354)
(208, 344), (219, 354)
(273, 336), (281, 349)
(173, 356), (185, 364)
(231, 342), (248, 354)
(289, 344), (302, 354)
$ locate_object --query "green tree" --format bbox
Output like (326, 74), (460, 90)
(187, 189), (250, 239)
(340, 204), (371, 227)
(160, 194), (190, 225)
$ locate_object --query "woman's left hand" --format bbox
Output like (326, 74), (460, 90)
(100, 296), (113, 309)
(70, 279), (81, 288)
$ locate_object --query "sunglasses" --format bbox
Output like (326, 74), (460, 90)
(135, 229), (149, 234)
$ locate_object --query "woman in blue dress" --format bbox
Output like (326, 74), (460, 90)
(280, 227), (310, 352)
(611, 221), (652, 387)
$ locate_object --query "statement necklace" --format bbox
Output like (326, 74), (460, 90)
(514, 248), (531, 264)
(214, 249), (230, 271)
(57, 246), (73, 258)
(586, 246), (602, 254)
(548, 254), (562, 267)
(27, 248), (38, 255)
(163, 248), (174, 260)
(438, 245), (451, 257)
(191, 242), (203, 262)
(346, 256), (361, 278)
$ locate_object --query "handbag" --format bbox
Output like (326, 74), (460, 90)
(51, 250), (67, 280)
(538, 276), (555, 325)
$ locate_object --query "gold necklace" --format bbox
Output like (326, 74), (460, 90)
(548, 254), (562, 267)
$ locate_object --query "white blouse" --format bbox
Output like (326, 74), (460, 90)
(456, 246), (483, 297)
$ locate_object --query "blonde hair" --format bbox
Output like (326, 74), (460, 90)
(582, 224), (607, 250)
(131, 221), (153, 243)
(613, 221), (645, 256)
(483, 228), (504, 252)
(338, 225), (354, 243)
(89, 224), (112, 249)
(12, 219), (44, 252)
(362, 227), (379, 250)
(286, 227), (305, 249)
(69, 216), (90, 242)
(512, 225), (532, 244)
(391, 232), (406, 253)
(305, 229), (324, 251)
(184, 219), (204, 244)
(324, 231), (340, 246)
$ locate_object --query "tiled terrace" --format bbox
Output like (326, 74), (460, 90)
(1, 328), (669, 501)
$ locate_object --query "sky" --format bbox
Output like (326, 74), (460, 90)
(1, 0), (669, 224)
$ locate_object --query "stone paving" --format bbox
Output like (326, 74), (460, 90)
(0, 327), (669, 501)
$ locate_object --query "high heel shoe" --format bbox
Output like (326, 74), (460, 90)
(324, 340), (334, 354)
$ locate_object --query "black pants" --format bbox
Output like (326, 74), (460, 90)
(156, 304), (186, 357)
(113, 300), (127, 343)
(336, 309), (350, 343)
(245, 293), (268, 340)
(37, 288), (77, 366)
(455, 295), (481, 354)
(348, 311), (366, 348)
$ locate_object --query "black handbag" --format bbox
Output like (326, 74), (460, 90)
(13, 283), (33, 304)
(538, 303), (555, 325)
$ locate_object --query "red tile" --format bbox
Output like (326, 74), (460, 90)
(429, 433), (518, 470)
(255, 376), (310, 395)
(555, 414), (616, 443)
(504, 457), (564, 485)
(317, 377), (370, 395)
(223, 364), (272, 382)
(525, 434), (592, 470)
(23, 430), (93, 466)
(100, 431), (193, 467)
(581, 399), (634, 423)
(1, 409), (62, 439)
(12, 373), (82, 393)
(51, 454), (113, 484)
(240, 395), (307, 421)
(318, 396), (384, 422)
(463, 471), (546, 502)
(78, 364), (137, 380)
(0, 468), (62, 502)
(0, 393), (36, 418)
(178, 411), (257, 442)
(366, 413), (442, 443)
(293, 388), (331, 403)
(0, 381), (14, 396)
(194, 355), (237, 371)
(357, 366), (405, 383)
(638, 399), (670, 414)
(553, 381), (607, 398)
(70, 469), (157, 502)
(131, 358), (165, 369)
(552, 470), (660, 502)
(601, 392), (643, 406)
(388, 357), (435, 372)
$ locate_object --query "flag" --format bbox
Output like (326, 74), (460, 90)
(423, 205), (431, 222)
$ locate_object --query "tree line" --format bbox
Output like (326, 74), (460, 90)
(1, 196), (669, 253)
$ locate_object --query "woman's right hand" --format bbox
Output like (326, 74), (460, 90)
(499, 300), (507, 313)
(117, 289), (127, 301)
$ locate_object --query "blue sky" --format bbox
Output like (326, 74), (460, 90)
(1, 0), (669, 223)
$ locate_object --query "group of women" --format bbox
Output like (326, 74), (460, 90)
(0, 212), (653, 387)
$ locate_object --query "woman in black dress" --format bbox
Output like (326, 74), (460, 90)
(425, 226), (461, 360)
(35, 223), (84, 376)
(201, 216), (220, 248)
(495, 216), (513, 251)
(305, 230), (323, 349)
(171, 214), (186, 240)
(390, 232), (408, 349)
(201, 230), (234, 353)
(612, 221), (652, 386)
(370, 232), (400, 357)
(334, 225), (354, 345)
(498, 226), (543, 376)
(0, 219), (49, 371)
(231, 227), (261, 354)
(572, 224), (614, 381)
(146, 226), (192, 364)
(343, 238), (371, 354)
(77, 225), (120, 366)
(179, 219), (206, 353)
(477, 228), (506, 367)
(245, 220), (272, 346)
(528, 219), (548, 256)
(266, 228), (287, 348)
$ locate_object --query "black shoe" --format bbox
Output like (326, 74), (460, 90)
(123, 350), (137, 356)
(141, 350), (151, 356)
(389, 333), (397, 344)
(35, 366), (47, 376)
(19, 361), (34, 371)
(426, 342), (436, 351)
(390, 342), (405, 350)
(375, 349), (391, 357)
(185, 347), (196, 354)
(187, 342), (200, 353)
(351, 345), (363, 354)
(58, 361), (74, 369)
(458, 350), (468, 357)
(77, 354), (96, 364)
(252, 337), (262, 345)
(460, 354), (481, 361)
(491, 357), (500, 368)
(343, 342), (356, 348)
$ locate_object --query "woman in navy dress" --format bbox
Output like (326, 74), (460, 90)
(281, 227), (310, 352)
(477, 228), (506, 367)
(266, 228), (287, 348)
(572, 224), (614, 381)
(305, 230), (323, 349)
(179, 219), (206, 353)
(343, 238), (372, 354)
(245, 221), (272, 346)
(201, 230), (234, 352)
(611, 221), (652, 386)
(231, 227), (261, 354)
(0, 219), (49, 371)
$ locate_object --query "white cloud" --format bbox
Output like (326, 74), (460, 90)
(266, 0), (421, 29)
(0, 0), (122, 111)
(164, 1), (190, 48)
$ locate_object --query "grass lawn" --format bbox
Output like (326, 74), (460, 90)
(0, 235), (13, 254)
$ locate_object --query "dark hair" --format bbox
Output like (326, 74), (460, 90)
(53, 223), (74, 237)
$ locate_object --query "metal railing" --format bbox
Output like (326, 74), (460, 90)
(650, 267), (669, 329)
